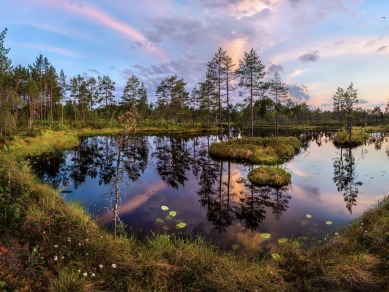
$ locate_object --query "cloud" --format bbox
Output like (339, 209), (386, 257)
(17, 42), (80, 57)
(267, 63), (284, 74)
(288, 84), (311, 101)
(298, 51), (319, 63)
(87, 68), (100, 75)
(33, 0), (168, 62)
(377, 46), (388, 52)
(287, 69), (306, 83)
(289, 0), (305, 8)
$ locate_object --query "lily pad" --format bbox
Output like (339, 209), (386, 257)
(271, 253), (281, 260)
(161, 205), (169, 211)
(278, 238), (288, 244)
(165, 215), (173, 221)
(301, 220), (308, 226)
(176, 222), (187, 229)
(169, 211), (177, 217)
(231, 244), (240, 251)
(260, 233), (271, 239)
(306, 214), (312, 218)
(326, 221), (333, 225)
(155, 218), (164, 223)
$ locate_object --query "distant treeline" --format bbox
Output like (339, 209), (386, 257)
(1, 28), (389, 139)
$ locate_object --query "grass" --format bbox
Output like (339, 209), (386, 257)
(248, 166), (291, 186)
(333, 129), (370, 147)
(3, 125), (220, 157)
(0, 154), (287, 291)
(209, 136), (301, 164)
(283, 196), (389, 291)
(0, 127), (388, 291)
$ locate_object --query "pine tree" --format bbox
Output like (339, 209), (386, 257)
(206, 48), (226, 136)
(268, 71), (288, 144)
(58, 70), (68, 125)
(156, 75), (189, 124)
(332, 87), (345, 130)
(121, 75), (140, 109)
(343, 83), (359, 142)
(97, 75), (116, 122)
(237, 49), (266, 137)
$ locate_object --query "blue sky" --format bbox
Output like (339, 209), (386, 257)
(1, 0), (389, 108)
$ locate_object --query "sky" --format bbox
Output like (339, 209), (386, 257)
(1, 0), (389, 109)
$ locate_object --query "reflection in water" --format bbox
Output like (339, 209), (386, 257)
(28, 132), (389, 254)
(153, 136), (191, 189)
(333, 146), (363, 213)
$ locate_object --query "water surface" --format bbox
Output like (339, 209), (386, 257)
(29, 132), (389, 255)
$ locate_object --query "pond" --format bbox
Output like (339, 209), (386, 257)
(28, 131), (389, 255)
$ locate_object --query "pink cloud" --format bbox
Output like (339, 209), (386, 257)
(32, 0), (168, 62)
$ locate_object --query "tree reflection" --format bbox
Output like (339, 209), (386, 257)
(333, 146), (363, 213)
(29, 151), (70, 189)
(196, 150), (291, 232)
(236, 175), (290, 231)
(153, 136), (191, 189)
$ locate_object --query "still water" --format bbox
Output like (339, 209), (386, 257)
(29, 131), (389, 255)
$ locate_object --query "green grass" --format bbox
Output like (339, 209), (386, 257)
(1, 127), (388, 291)
(248, 166), (291, 186)
(209, 136), (301, 164)
(333, 129), (370, 147)
(0, 154), (286, 291)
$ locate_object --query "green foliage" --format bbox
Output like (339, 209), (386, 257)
(209, 136), (300, 164)
(248, 166), (291, 186)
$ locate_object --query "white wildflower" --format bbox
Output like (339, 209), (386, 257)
(99, 264), (103, 269)
(91, 273), (95, 277)
(83, 272), (87, 277)
(111, 264), (117, 269)
(54, 245), (58, 248)
(54, 256), (58, 261)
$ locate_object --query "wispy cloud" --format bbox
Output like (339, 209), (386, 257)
(299, 51), (320, 63)
(32, 0), (168, 62)
(17, 42), (81, 57)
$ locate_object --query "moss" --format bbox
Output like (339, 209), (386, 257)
(209, 136), (301, 164)
(333, 130), (369, 147)
(248, 166), (291, 186)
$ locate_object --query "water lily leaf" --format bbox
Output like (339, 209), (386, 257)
(169, 211), (177, 217)
(292, 241), (301, 247)
(278, 238), (288, 244)
(176, 222), (187, 229)
(306, 214), (312, 218)
(326, 221), (333, 225)
(271, 253), (281, 260)
(260, 233), (271, 239)
(161, 205), (169, 211)
(165, 215), (172, 221)
(231, 244), (240, 251)
(155, 218), (164, 223)
(301, 220), (308, 226)
(163, 226), (169, 230)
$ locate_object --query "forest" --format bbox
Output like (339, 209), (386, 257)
(1, 27), (389, 141)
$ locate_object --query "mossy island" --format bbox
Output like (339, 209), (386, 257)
(248, 165), (291, 186)
(209, 136), (301, 164)
(333, 130), (369, 147)
(209, 136), (299, 186)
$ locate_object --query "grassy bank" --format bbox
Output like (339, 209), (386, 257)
(209, 137), (301, 164)
(0, 154), (286, 291)
(4, 125), (219, 157)
(0, 129), (388, 291)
